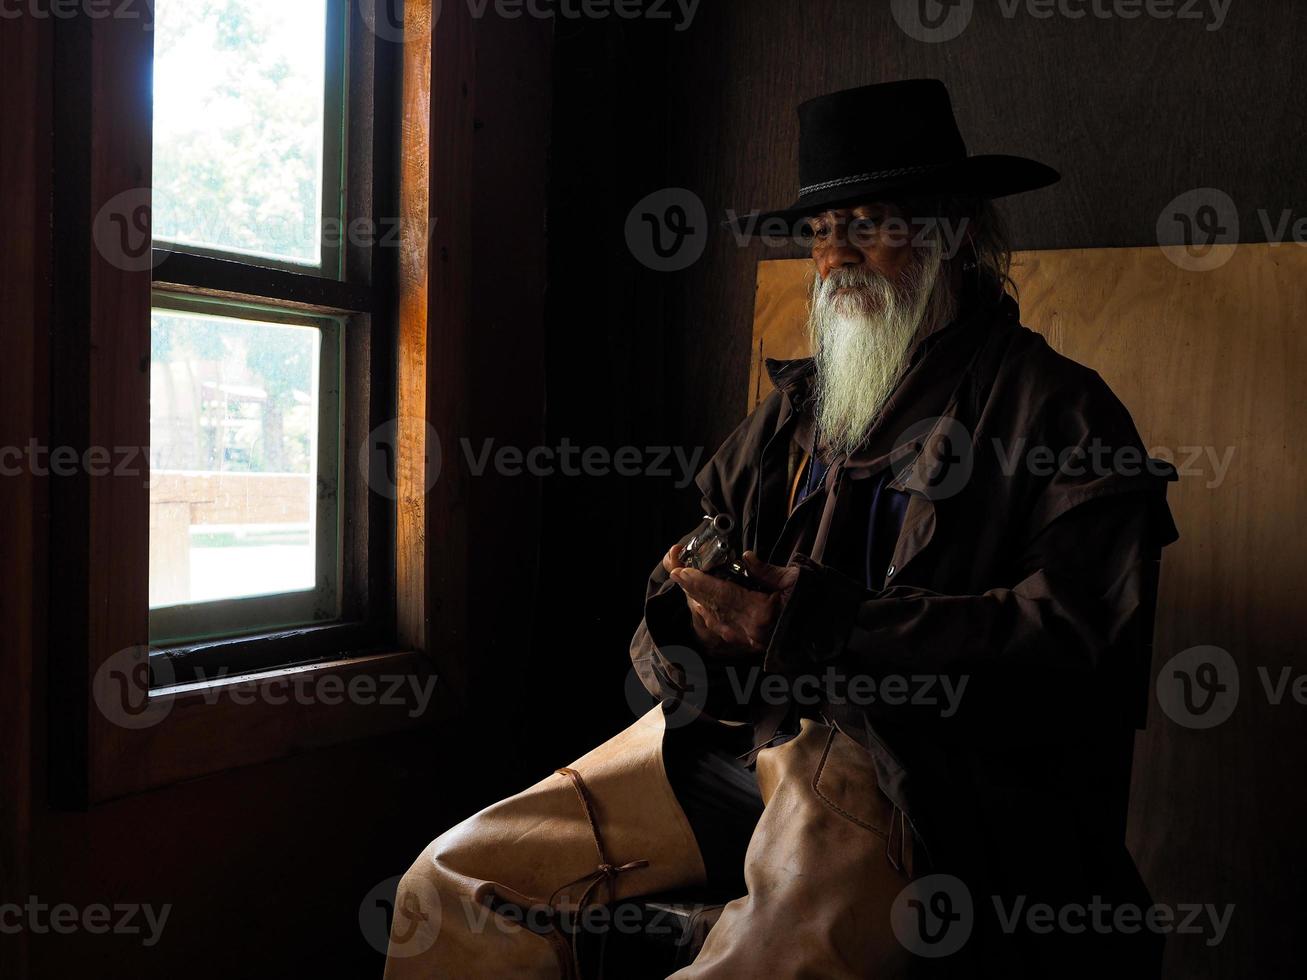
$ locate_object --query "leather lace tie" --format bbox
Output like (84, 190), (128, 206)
(549, 766), (650, 978)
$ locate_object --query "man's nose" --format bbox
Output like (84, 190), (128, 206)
(816, 240), (864, 279)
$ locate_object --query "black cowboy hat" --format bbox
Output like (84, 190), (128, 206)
(734, 79), (1059, 235)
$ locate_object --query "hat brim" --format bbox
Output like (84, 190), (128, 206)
(728, 154), (1059, 238)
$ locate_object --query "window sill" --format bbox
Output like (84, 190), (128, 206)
(152, 621), (393, 685)
(88, 649), (438, 804)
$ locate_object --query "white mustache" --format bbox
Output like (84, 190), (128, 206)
(822, 269), (881, 290)
(814, 267), (892, 300)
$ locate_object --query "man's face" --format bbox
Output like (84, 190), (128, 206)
(807, 202), (917, 294)
(804, 199), (955, 455)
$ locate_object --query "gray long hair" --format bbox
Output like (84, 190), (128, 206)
(926, 194), (1016, 301)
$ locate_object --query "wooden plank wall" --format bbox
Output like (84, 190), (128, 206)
(748, 246), (1307, 976)
(0, 9), (51, 980)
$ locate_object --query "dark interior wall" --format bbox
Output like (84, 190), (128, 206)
(0, 9), (48, 980)
(657, 0), (1306, 458)
(525, 14), (686, 765)
(27, 738), (462, 976)
(538, 2), (1306, 978)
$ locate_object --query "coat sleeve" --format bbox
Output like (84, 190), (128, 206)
(630, 392), (787, 719)
(765, 486), (1170, 684)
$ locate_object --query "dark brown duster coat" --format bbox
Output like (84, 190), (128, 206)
(631, 292), (1180, 975)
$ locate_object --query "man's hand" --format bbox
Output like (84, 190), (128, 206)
(662, 544), (799, 656)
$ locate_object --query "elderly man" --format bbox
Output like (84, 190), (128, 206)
(386, 79), (1178, 978)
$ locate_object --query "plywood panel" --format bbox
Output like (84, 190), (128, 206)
(751, 245), (1307, 977)
(750, 260), (814, 407)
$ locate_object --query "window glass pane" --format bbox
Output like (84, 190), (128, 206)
(149, 308), (321, 608)
(152, 0), (330, 265)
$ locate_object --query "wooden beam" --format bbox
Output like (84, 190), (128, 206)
(0, 9), (51, 976)
(421, 0), (477, 708)
(395, 0), (476, 710)
(395, 0), (435, 657)
(46, 11), (156, 806)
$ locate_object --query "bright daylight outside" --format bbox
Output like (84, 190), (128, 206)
(149, 0), (330, 613)
(149, 309), (322, 609)
(152, 0), (329, 265)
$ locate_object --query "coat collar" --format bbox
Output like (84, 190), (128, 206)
(765, 293), (1018, 400)
(765, 293), (1019, 471)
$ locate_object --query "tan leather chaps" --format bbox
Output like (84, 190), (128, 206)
(383, 706), (920, 978)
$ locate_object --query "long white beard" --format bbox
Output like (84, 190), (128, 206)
(807, 246), (954, 455)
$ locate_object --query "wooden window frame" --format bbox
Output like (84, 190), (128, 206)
(148, 0), (389, 668)
(48, 0), (456, 806)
